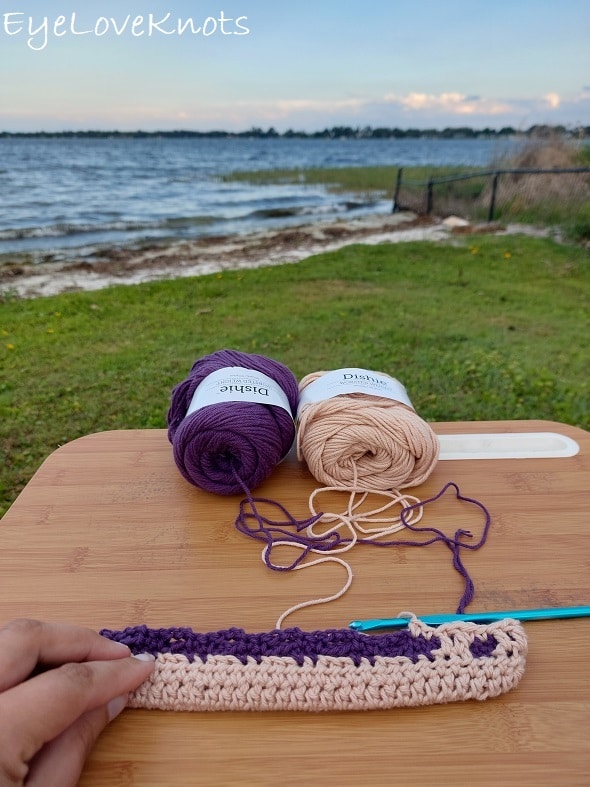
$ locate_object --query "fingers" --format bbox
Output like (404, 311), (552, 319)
(0, 619), (131, 691)
(25, 701), (124, 787)
(0, 653), (155, 765)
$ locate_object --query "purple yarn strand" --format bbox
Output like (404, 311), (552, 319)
(235, 480), (491, 613)
(398, 482), (491, 613)
(234, 479), (329, 571)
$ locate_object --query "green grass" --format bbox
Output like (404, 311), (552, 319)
(1, 233), (589, 516)
(493, 199), (590, 242)
(222, 165), (472, 198)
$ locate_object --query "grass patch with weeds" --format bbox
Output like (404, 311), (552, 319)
(222, 165), (472, 200)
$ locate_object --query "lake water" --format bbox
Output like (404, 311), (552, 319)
(0, 136), (520, 260)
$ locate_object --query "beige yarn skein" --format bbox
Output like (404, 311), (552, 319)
(297, 371), (440, 490)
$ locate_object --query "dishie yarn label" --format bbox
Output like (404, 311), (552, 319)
(297, 368), (414, 416)
(187, 366), (293, 416)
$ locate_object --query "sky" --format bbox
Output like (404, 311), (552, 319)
(0, 0), (589, 132)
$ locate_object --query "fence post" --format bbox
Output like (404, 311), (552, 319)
(488, 172), (499, 222)
(426, 177), (434, 215)
(392, 167), (403, 213)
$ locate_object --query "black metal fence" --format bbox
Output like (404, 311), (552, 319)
(393, 166), (590, 223)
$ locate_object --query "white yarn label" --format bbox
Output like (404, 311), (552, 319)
(298, 368), (414, 417)
(186, 367), (293, 417)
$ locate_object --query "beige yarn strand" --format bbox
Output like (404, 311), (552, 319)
(307, 485), (424, 540)
(272, 550), (354, 629)
(271, 485), (423, 628)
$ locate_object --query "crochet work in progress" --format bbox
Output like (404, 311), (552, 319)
(101, 616), (527, 712)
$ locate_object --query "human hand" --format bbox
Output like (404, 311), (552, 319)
(0, 618), (155, 787)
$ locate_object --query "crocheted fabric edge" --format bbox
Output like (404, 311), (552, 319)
(101, 617), (527, 712)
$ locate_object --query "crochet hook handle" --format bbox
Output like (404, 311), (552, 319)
(349, 605), (590, 631)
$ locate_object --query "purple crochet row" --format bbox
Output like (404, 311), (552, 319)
(100, 625), (498, 666)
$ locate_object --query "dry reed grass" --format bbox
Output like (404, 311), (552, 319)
(483, 136), (590, 216)
(395, 136), (590, 241)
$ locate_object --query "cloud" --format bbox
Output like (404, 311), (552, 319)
(232, 91), (516, 126)
(571, 89), (590, 104)
(272, 97), (368, 114)
(383, 92), (512, 116)
(544, 93), (560, 109)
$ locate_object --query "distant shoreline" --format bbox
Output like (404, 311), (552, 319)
(1, 124), (587, 140)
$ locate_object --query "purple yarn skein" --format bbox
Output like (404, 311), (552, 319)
(167, 349), (299, 495)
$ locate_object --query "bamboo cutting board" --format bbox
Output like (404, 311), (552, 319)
(0, 420), (589, 786)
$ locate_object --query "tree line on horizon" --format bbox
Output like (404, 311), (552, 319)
(1, 124), (588, 140)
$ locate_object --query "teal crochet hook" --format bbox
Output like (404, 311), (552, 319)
(349, 605), (590, 632)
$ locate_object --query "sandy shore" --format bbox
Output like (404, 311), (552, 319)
(0, 212), (542, 299)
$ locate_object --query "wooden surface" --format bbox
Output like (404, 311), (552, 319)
(1, 420), (589, 786)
